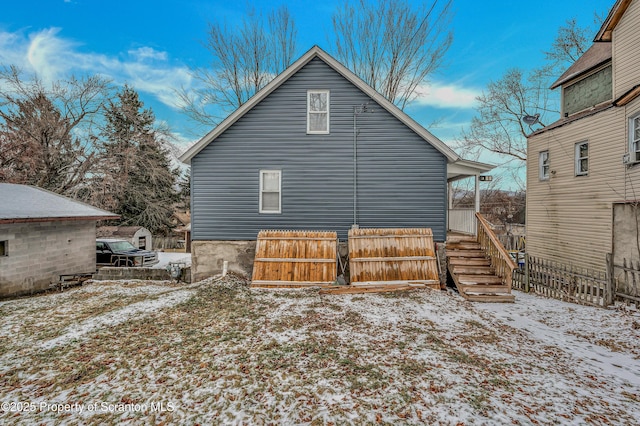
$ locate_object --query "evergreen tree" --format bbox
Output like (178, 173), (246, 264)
(95, 86), (179, 234)
(177, 169), (191, 210)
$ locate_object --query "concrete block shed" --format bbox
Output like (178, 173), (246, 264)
(0, 183), (118, 298)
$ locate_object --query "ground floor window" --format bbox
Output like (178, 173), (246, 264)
(0, 240), (7, 256)
(260, 170), (281, 213)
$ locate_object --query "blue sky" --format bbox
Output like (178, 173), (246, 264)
(1, 0), (612, 163)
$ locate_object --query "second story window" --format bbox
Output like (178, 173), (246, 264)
(539, 151), (550, 180)
(575, 142), (589, 176)
(630, 115), (640, 163)
(307, 90), (329, 134)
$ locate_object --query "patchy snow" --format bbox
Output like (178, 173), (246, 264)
(0, 278), (638, 425)
(476, 291), (640, 388)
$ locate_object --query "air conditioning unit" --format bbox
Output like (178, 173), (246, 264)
(623, 153), (632, 164)
(623, 152), (640, 165)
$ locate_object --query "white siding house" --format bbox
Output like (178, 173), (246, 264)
(526, 0), (640, 273)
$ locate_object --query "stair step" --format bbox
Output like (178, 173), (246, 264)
(446, 234), (476, 244)
(446, 242), (481, 250)
(463, 293), (516, 303)
(457, 274), (503, 284)
(446, 250), (487, 258)
(459, 284), (510, 294)
(448, 258), (491, 266)
(452, 266), (495, 275)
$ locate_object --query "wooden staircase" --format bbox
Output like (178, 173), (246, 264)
(447, 222), (516, 303)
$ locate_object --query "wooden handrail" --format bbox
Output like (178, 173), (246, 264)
(475, 212), (517, 291)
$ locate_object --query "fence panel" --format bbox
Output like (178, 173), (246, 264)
(521, 255), (610, 308)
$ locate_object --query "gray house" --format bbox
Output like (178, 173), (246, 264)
(0, 183), (118, 298)
(180, 46), (492, 280)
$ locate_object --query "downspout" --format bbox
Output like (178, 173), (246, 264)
(352, 104), (374, 227)
(353, 107), (358, 226)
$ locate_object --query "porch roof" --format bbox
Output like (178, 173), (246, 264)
(447, 159), (495, 182)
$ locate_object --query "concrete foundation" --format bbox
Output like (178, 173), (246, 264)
(191, 240), (256, 282)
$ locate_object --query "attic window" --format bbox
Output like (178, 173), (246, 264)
(307, 90), (329, 134)
(0, 241), (7, 256)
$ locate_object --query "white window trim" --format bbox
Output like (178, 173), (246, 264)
(575, 141), (589, 176)
(259, 170), (281, 214)
(307, 90), (330, 134)
(539, 150), (550, 181)
(629, 113), (640, 163)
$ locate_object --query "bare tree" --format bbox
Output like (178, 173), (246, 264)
(0, 66), (111, 196)
(331, 0), (453, 109)
(179, 5), (298, 128)
(458, 17), (598, 168)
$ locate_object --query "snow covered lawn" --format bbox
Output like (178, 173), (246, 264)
(1, 276), (638, 425)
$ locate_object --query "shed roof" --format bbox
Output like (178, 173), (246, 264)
(179, 45), (461, 165)
(0, 183), (119, 224)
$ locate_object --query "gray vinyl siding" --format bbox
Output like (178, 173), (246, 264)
(191, 58), (447, 241)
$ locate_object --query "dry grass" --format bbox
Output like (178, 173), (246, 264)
(1, 275), (639, 425)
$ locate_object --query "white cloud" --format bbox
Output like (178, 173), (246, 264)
(413, 82), (481, 109)
(128, 47), (168, 62)
(0, 27), (192, 109)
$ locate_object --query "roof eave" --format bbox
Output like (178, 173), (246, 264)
(0, 215), (120, 224)
(595, 0), (633, 42)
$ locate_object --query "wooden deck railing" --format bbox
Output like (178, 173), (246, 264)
(476, 213), (517, 291)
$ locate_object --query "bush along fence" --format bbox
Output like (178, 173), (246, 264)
(511, 254), (639, 308)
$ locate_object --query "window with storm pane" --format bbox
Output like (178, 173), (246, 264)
(259, 170), (281, 213)
(575, 142), (588, 176)
(307, 90), (329, 134)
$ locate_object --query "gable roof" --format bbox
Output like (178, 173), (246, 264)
(550, 43), (612, 89)
(0, 183), (119, 224)
(595, 0), (634, 42)
(179, 45), (460, 165)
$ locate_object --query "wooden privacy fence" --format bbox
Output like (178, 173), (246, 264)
(348, 227), (440, 289)
(251, 230), (338, 288)
(512, 255), (611, 307)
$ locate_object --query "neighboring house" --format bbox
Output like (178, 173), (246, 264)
(180, 46), (492, 280)
(0, 183), (118, 298)
(526, 0), (640, 273)
(96, 226), (153, 250)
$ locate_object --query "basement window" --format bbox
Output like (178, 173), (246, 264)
(575, 141), (589, 176)
(259, 170), (281, 214)
(307, 90), (329, 134)
(0, 241), (7, 256)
